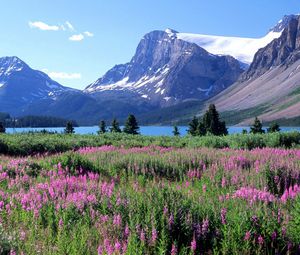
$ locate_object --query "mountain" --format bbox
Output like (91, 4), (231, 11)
(0, 15), (299, 126)
(85, 29), (244, 107)
(0, 56), (75, 114)
(209, 14), (300, 125)
(0, 56), (154, 125)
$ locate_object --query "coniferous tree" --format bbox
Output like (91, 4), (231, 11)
(242, 129), (248, 134)
(123, 114), (139, 134)
(172, 125), (180, 136)
(267, 122), (281, 133)
(110, 118), (121, 133)
(197, 121), (206, 136)
(98, 120), (107, 134)
(188, 116), (199, 136)
(202, 104), (228, 136)
(250, 117), (265, 134)
(0, 122), (5, 133)
(64, 121), (75, 134)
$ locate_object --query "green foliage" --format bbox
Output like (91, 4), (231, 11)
(267, 122), (281, 133)
(98, 120), (107, 134)
(4, 115), (78, 128)
(202, 104), (228, 136)
(64, 121), (75, 134)
(123, 114), (140, 135)
(250, 117), (265, 134)
(172, 125), (180, 136)
(188, 116), (199, 136)
(0, 224), (16, 254)
(242, 129), (248, 134)
(0, 122), (5, 133)
(287, 196), (300, 244)
(0, 131), (299, 156)
(188, 105), (228, 136)
(110, 118), (122, 133)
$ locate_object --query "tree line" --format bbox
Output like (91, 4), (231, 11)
(0, 105), (282, 136)
(187, 104), (281, 136)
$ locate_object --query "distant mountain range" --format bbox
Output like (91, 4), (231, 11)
(0, 14), (299, 126)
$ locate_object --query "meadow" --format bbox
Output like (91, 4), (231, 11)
(0, 134), (300, 254)
(0, 131), (299, 156)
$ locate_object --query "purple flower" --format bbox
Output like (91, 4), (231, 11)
(151, 227), (158, 244)
(171, 243), (177, 255)
(191, 235), (197, 252)
(221, 208), (227, 225)
(244, 231), (251, 241)
(258, 235), (264, 245)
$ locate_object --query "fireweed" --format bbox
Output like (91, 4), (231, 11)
(0, 146), (299, 254)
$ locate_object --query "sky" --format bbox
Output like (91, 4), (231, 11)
(0, 0), (299, 90)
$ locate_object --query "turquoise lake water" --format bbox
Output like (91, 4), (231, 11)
(5, 126), (300, 136)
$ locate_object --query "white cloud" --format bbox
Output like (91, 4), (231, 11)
(84, 31), (94, 37)
(29, 20), (93, 42)
(42, 69), (81, 79)
(69, 34), (84, 41)
(29, 21), (60, 31)
(66, 21), (75, 31)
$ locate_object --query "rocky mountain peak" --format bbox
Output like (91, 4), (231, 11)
(0, 56), (29, 76)
(242, 15), (300, 81)
(270, 14), (300, 33)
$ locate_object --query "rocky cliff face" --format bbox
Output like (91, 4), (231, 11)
(242, 15), (300, 80)
(209, 15), (300, 124)
(85, 29), (243, 107)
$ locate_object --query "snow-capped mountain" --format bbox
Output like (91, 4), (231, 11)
(211, 15), (300, 124)
(176, 31), (282, 65)
(85, 29), (243, 106)
(0, 56), (76, 114)
(1, 14), (299, 125)
(175, 15), (299, 64)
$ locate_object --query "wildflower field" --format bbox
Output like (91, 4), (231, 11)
(0, 139), (300, 254)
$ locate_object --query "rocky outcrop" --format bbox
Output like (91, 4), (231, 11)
(242, 15), (300, 80)
(85, 29), (243, 107)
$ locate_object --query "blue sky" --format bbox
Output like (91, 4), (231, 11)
(0, 0), (299, 89)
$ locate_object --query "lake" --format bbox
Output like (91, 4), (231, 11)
(5, 126), (300, 136)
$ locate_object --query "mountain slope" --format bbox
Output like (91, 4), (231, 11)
(0, 56), (76, 114)
(85, 29), (243, 107)
(210, 15), (300, 124)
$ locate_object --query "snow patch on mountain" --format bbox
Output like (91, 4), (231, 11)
(176, 31), (282, 64)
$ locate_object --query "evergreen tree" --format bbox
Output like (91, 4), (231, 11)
(202, 104), (228, 136)
(64, 121), (75, 134)
(110, 118), (121, 133)
(0, 122), (5, 133)
(123, 114), (139, 134)
(267, 122), (281, 133)
(188, 116), (199, 136)
(98, 120), (107, 134)
(172, 125), (180, 136)
(197, 121), (206, 136)
(242, 129), (248, 134)
(250, 117), (265, 134)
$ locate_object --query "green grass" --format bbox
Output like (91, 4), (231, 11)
(0, 131), (299, 156)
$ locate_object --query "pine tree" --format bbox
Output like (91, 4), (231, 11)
(250, 117), (265, 134)
(64, 121), (75, 134)
(98, 120), (107, 134)
(197, 121), (206, 136)
(202, 104), (227, 136)
(110, 118), (121, 133)
(188, 116), (199, 136)
(242, 129), (248, 134)
(172, 125), (180, 136)
(0, 122), (5, 133)
(123, 114), (139, 135)
(267, 122), (280, 133)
